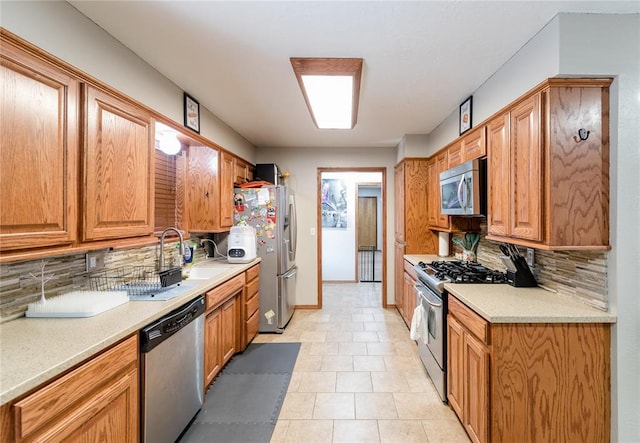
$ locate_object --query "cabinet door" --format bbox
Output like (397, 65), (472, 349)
(447, 315), (464, 419)
(464, 332), (489, 443)
(426, 158), (439, 227)
(84, 85), (154, 241)
(394, 162), (405, 242)
(448, 141), (463, 168)
(221, 297), (237, 365)
(486, 112), (510, 237)
(462, 127), (486, 162)
(404, 159), (430, 252)
(0, 41), (78, 251)
(510, 94), (543, 241)
(29, 369), (138, 443)
(187, 145), (219, 232)
(435, 151), (450, 229)
(204, 308), (222, 388)
(219, 151), (234, 229)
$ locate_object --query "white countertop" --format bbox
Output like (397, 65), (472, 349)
(404, 254), (616, 324)
(0, 258), (260, 405)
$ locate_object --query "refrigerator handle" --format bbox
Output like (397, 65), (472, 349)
(288, 195), (297, 260)
(283, 266), (298, 279)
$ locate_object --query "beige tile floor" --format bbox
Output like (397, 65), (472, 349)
(254, 282), (471, 443)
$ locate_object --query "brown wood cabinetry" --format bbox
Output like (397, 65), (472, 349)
(204, 273), (244, 388)
(0, 37), (79, 252)
(234, 158), (254, 185)
(242, 264), (260, 350)
(219, 151), (235, 229)
(187, 144), (220, 233)
(2, 335), (138, 443)
(397, 260), (418, 327)
(487, 79), (611, 249)
(447, 127), (486, 169)
(394, 159), (436, 319)
(448, 294), (610, 443)
(83, 85), (155, 241)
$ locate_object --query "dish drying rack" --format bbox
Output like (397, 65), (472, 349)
(89, 266), (183, 298)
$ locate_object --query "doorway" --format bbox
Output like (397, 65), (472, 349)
(357, 185), (381, 283)
(317, 168), (387, 309)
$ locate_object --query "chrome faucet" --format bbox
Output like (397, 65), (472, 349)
(159, 227), (185, 269)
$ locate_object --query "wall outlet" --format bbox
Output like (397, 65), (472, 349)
(526, 248), (535, 268)
(86, 250), (106, 273)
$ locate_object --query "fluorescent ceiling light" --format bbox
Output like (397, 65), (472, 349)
(291, 58), (363, 130)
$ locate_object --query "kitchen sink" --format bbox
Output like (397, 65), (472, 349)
(187, 266), (232, 280)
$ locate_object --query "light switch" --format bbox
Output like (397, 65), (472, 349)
(310, 227), (316, 236)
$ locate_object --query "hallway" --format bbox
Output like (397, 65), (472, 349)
(254, 283), (470, 442)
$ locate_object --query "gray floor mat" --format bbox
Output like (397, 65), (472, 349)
(179, 342), (300, 443)
(195, 373), (290, 424)
(223, 342), (301, 374)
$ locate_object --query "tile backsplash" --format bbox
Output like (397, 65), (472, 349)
(0, 239), (208, 323)
(453, 227), (608, 311)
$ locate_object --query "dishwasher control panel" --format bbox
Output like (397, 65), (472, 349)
(140, 296), (205, 353)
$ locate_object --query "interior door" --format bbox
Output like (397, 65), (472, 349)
(357, 196), (377, 249)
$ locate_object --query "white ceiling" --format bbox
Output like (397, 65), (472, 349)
(69, 1), (638, 150)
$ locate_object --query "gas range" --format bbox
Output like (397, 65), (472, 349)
(414, 260), (506, 294)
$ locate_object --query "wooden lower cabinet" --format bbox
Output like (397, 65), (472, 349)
(447, 294), (611, 443)
(397, 260), (417, 328)
(204, 274), (244, 389)
(3, 335), (138, 443)
(242, 264), (260, 350)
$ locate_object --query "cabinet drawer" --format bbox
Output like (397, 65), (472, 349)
(246, 264), (260, 282)
(14, 334), (138, 441)
(245, 292), (259, 319)
(246, 276), (259, 299)
(246, 310), (259, 342)
(206, 274), (245, 311)
(448, 295), (489, 344)
(403, 260), (417, 280)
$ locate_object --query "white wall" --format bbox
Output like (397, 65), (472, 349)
(425, 17), (561, 156)
(424, 13), (640, 442)
(0, 1), (256, 161)
(321, 172), (383, 281)
(396, 134), (430, 162)
(255, 148), (397, 305)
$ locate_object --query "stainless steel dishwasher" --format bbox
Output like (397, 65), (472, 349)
(140, 295), (205, 443)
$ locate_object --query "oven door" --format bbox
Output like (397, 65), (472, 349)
(413, 282), (445, 369)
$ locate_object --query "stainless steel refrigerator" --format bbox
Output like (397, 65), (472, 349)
(233, 185), (297, 333)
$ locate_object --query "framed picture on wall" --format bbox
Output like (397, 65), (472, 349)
(459, 95), (472, 135)
(321, 179), (348, 229)
(184, 92), (200, 133)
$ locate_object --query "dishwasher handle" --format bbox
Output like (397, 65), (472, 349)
(141, 295), (205, 353)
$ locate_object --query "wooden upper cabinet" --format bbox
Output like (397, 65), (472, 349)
(0, 38), (79, 251)
(461, 126), (486, 161)
(233, 157), (254, 185)
(187, 144), (219, 232)
(394, 162), (405, 242)
(219, 151), (234, 229)
(447, 141), (463, 168)
(83, 85), (154, 241)
(448, 127), (486, 170)
(434, 151), (449, 229)
(486, 112), (510, 237)
(510, 93), (543, 241)
(486, 79), (611, 249)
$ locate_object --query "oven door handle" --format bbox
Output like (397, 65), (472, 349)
(413, 284), (442, 308)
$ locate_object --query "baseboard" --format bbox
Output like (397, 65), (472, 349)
(322, 280), (358, 283)
(295, 305), (319, 309)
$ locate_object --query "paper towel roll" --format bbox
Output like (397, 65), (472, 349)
(438, 232), (450, 257)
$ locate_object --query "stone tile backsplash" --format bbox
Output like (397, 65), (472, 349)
(0, 240), (207, 323)
(453, 228), (608, 311)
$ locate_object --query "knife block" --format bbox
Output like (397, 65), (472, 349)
(506, 269), (537, 287)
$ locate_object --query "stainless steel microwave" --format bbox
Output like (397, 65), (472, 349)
(439, 158), (486, 216)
